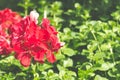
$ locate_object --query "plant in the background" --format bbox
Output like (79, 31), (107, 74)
(18, 0), (34, 16)
(0, 0), (120, 80)
(0, 8), (64, 67)
(60, 1), (120, 80)
(0, 7), (65, 80)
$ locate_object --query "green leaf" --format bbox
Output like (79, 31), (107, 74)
(93, 52), (106, 61)
(74, 3), (81, 9)
(63, 28), (71, 34)
(56, 53), (65, 60)
(98, 62), (115, 71)
(94, 75), (108, 80)
(100, 43), (110, 51)
(16, 72), (26, 76)
(62, 48), (75, 56)
(38, 63), (52, 71)
(63, 58), (73, 67)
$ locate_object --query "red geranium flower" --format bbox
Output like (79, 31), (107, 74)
(0, 9), (64, 67)
(0, 8), (21, 55)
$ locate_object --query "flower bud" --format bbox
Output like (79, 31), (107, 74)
(30, 10), (39, 24)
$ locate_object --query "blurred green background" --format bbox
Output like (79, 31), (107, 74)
(0, 0), (120, 80)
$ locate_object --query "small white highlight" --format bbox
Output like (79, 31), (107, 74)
(44, 10), (47, 18)
(60, 42), (65, 47)
(30, 10), (39, 24)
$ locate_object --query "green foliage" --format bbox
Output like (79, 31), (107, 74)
(0, 0), (120, 80)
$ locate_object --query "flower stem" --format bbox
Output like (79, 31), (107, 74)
(91, 31), (101, 52)
(44, 10), (47, 18)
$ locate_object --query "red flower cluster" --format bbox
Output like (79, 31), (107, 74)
(0, 8), (21, 55)
(0, 8), (64, 67)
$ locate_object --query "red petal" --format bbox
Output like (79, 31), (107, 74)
(14, 44), (25, 60)
(39, 29), (50, 41)
(39, 42), (48, 50)
(41, 18), (50, 28)
(49, 26), (58, 35)
(34, 50), (45, 62)
(20, 54), (31, 67)
(46, 50), (56, 63)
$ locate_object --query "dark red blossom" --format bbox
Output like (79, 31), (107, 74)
(0, 8), (21, 28)
(46, 50), (56, 63)
(20, 53), (31, 67)
(0, 8), (63, 67)
(12, 16), (64, 67)
(41, 18), (58, 35)
(0, 8), (21, 55)
(41, 18), (62, 52)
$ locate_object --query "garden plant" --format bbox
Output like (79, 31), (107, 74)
(0, 0), (120, 80)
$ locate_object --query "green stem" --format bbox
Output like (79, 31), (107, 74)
(24, 0), (30, 16)
(44, 10), (47, 18)
(91, 31), (101, 52)
(24, 2), (28, 16)
(53, 14), (57, 26)
(109, 43), (115, 64)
